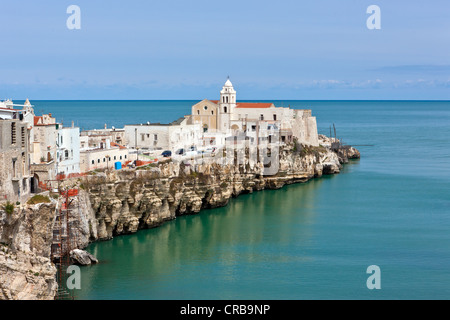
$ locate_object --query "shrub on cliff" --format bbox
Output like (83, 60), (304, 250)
(1, 201), (15, 215)
(27, 195), (51, 205)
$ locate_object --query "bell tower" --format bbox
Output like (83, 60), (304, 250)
(219, 77), (236, 131)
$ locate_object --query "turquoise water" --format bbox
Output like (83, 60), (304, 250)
(33, 100), (450, 299)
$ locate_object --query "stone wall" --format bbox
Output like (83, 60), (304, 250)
(0, 119), (31, 203)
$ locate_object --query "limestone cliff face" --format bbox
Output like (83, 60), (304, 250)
(0, 203), (57, 300)
(78, 142), (359, 242)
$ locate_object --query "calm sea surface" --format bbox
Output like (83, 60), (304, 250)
(27, 100), (450, 299)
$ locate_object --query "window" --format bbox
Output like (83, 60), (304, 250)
(224, 107), (227, 113)
(65, 150), (69, 159)
(197, 110), (200, 115)
(114, 156), (116, 160)
(124, 155), (127, 159)
(21, 127), (25, 147)
(204, 106), (208, 111)
(141, 134), (145, 141)
(103, 158), (106, 162)
(154, 134), (158, 141)
(12, 159), (16, 178)
(92, 160), (95, 164)
(98, 159), (100, 163)
(226, 96), (229, 103)
(260, 114), (264, 121)
(273, 114), (277, 121)
(252, 125), (256, 132)
(11, 122), (16, 144)
(211, 111), (214, 115)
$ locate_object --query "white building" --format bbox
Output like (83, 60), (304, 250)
(188, 78), (319, 147)
(56, 126), (80, 177)
(124, 117), (202, 152)
(80, 143), (129, 173)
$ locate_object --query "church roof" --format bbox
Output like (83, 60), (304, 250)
(236, 103), (273, 109)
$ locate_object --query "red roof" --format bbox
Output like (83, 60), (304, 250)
(236, 103), (273, 109)
(110, 142), (127, 150)
(0, 107), (21, 111)
(34, 116), (42, 126)
(209, 100), (219, 104)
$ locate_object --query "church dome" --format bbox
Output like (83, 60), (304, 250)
(224, 79), (233, 87)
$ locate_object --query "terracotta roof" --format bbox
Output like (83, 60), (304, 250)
(110, 142), (127, 150)
(0, 107), (21, 111)
(209, 100), (219, 104)
(34, 116), (42, 126)
(236, 103), (273, 109)
(34, 115), (58, 126)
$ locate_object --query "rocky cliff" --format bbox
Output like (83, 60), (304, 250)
(75, 139), (360, 242)
(0, 202), (57, 300)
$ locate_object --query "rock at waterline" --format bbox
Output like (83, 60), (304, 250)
(70, 249), (98, 266)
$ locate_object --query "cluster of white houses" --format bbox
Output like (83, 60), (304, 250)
(0, 78), (319, 203)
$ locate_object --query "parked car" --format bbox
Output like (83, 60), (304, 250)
(161, 150), (172, 157)
(175, 148), (185, 156)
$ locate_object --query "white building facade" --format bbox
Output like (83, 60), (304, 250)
(124, 117), (202, 152)
(56, 126), (80, 177)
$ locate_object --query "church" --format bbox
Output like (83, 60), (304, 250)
(188, 78), (319, 147)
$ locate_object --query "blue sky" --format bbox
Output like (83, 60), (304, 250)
(1, 0), (449, 100)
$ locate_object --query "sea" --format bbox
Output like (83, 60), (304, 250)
(24, 100), (450, 300)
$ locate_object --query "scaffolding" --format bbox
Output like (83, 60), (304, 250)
(51, 188), (80, 300)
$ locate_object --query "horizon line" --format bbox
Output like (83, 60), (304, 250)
(5, 99), (450, 102)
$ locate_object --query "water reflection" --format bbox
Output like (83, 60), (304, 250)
(78, 177), (327, 299)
